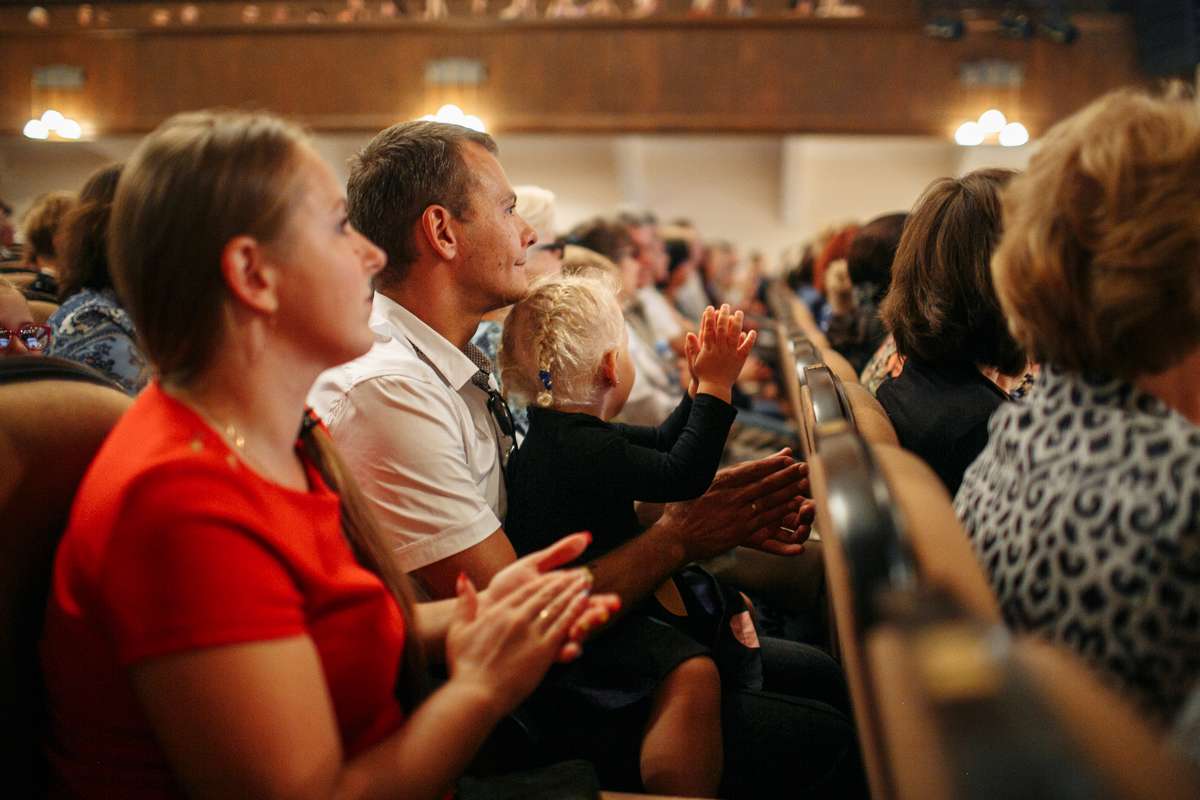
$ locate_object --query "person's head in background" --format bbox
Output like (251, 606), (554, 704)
(514, 185), (562, 282)
(662, 237), (694, 296)
(879, 168), (1025, 378)
(57, 163), (123, 302)
(619, 210), (669, 288)
(812, 223), (858, 298)
(0, 198), (16, 252)
(22, 191), (76, 274)
(993, 86), (1200, 414)
(847, 212), (907, 305)
(566, 217), (640, 300)
(0, 278), (50, 357)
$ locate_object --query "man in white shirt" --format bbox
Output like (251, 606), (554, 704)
(310, 120), (810, 602)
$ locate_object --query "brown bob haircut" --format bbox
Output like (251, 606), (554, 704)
(880, 168), (1025, 376)
(992, 86), (1200, 380)
(347, 121), (496, 287)
(57, 162), (123, 301)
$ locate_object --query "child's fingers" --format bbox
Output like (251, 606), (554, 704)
(701, 306), (715, 347)
(737, 328), (758, 358)
(716, 304), (731, 342)
(685, 331), (699, 364)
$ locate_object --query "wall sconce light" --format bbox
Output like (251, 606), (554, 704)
(24, 109), (84, 141)
(420, 104), (487, 132)
(955, 108), (1029, 147)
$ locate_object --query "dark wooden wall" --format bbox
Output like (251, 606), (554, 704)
(0, 8), (1143, 136)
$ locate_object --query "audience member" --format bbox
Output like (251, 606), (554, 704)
(0, 198), (19, 262)
(876, 170), (1025, 493)
(502, 276), (757, 797)
(956, 87), (1200, 723)
(308, 121), (860, 796)
(569, 216), (682, 425)
(47, 163), (149, 394)
(824, 215), (902, 373)
(20, 190), (74, 294)
(0, 278), (50, 357)
(40, 110), (615, 799)
(470, 184), (562, 435)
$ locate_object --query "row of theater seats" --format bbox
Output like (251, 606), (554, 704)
(0, 356), (131, 797)
(766, 284), (1199, 800)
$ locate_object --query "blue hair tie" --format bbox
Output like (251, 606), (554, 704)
(538, 370), (553, 391)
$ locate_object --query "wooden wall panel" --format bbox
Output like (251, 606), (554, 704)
(0, 14), (1143, 136)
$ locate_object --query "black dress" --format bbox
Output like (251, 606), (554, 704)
(505, 393), (750, 713)
(876, 358), (1009, 494)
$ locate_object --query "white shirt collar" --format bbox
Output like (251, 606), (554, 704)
(371, 293), (480, 392)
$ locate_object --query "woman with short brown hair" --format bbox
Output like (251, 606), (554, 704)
(956, 87), (1200, 724)
(875, 168), (1026, 493)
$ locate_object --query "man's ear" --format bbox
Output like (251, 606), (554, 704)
(598, 350), (619, 387)
(419, 205), (459, 261)
(219, 235), (280, 316)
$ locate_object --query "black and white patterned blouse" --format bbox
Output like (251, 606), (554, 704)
(955, 364), (1200, 722)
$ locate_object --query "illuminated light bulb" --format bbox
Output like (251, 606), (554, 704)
(978, 108), (1007, 134)
(28, 6), (49, 27)
(463, 115), (486, 132)
(24, 119), (49, 139)
(180, 4), (200, 23)
(151, 7), (171, 25)
(78, 4), (94, 25)
(437, 104), (466, 122)
(242, 4), (261, 22)
(57, 118), (83, 139)
(954, 121), (985, 147)
(40, 109), (64, 129)
(999, 122), (1030, 147)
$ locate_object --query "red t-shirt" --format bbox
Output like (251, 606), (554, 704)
(41, 383), (407, 798)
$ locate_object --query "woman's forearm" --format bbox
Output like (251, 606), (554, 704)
(413, 598), (458, 662)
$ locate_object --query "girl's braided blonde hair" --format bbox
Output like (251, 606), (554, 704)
(499, 271), (625, 409)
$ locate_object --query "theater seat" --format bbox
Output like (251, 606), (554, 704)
(2, 271), (39, 291)
(809, 428), (917, 800)
(841, 382), (898, 447)
(867, 614), (1200, 800)
(0, 356), (131, 797)
(871, 444), (1000, 623)
(818, 346), (859, 386)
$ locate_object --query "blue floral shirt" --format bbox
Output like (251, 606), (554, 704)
(48, 288), (149, 395)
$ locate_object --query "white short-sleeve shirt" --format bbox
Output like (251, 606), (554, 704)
(308, 293), (506, 573)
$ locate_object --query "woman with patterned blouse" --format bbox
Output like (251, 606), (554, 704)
(48, 163), (150, 394)
(955, 87), (1200, 724)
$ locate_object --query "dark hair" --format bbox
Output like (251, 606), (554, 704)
(347, 121), (497, 288)
(109, 110), (427, 706)
(566, 217), (634, 263)
(879, 168), (1025, 376)
(0, 198), (11, 216)
(58, 163), (123, 301)
(664, 238), (691, 275)
(847, 212), (907, 302)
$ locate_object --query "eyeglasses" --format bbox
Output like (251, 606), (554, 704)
(0, 324), (51, 353)
(484, 387), (518, 466)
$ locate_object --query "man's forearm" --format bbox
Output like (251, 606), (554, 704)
(586, 517), (689, 613)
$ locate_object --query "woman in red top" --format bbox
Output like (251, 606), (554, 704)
(40, 110), (617, 800)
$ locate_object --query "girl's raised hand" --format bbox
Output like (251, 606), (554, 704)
(691, 304), (757, 402)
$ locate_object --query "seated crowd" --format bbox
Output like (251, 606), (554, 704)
(2, 84), (1197, 798)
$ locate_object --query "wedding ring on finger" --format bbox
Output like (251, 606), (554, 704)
(537, 607), (552, 623)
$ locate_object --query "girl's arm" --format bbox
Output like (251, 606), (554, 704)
(131, 570), (595, 800)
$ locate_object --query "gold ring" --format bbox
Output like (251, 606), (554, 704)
(751, 502), (759, 513)
(537, 608), (552, 623)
